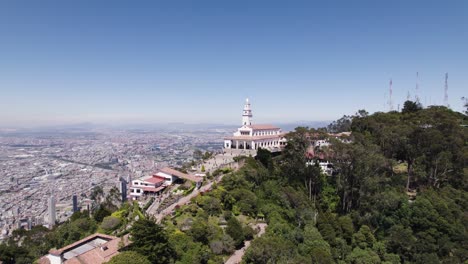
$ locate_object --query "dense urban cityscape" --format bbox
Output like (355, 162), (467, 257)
(0, 126), (231, 239)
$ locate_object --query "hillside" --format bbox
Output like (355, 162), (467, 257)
(1, 103), (466, 264)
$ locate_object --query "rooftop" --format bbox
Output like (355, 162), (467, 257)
(140, 185), (166, 193)
(41, 233), (130, 264)
(248, 124), (280, 130)
(49, 233), (116, 257)
(141, 175), (165, 184)
(159, 167), (202, 183)
(225, 133), (287, 141)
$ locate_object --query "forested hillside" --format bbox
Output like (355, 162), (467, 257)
(241, 103), (467, 263)
(1, 103), (466, 264)
(159, 103), (467, 263)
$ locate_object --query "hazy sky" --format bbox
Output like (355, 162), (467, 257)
(1, 1), (467, 127)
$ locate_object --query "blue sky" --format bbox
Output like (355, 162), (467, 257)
(1, 0), (467, 127)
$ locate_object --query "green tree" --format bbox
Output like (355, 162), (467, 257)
(93, 206), (111, 222)
(100, 216), (121, 232)
(281, 127), (323, 201)
(226, 217), (245, 248)
(353, 225), (375, 249)
(209, 234), (235, 254)
(462, 96), (468, 114)
(107, 251), (151, 264)
(189, 217), (209, 244)
(346, 247), (381, 264)
(129, 219), (175, 264)
(256, 147), (272, 168)
(90, 186), (104, 201)
(402, 100), (422, 114)
(299, 224), (334, 264)
(193, 149), (203, 160)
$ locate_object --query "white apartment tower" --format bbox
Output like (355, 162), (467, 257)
(48, 195), (56, 228)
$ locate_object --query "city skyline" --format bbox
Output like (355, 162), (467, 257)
(1, 1), (467, 127)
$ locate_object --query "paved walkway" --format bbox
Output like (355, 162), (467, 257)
(147, 149), (254, 222)
(154, 179), (215, 223)
(225, 223), (267, 264)
(151, 154), (243, 223)
(194, 149), (256, 173)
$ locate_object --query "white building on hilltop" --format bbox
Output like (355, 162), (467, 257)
(224, 98), (286, 151)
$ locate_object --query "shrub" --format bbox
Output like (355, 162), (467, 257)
(143, 197), (155, 211)
(101, 216), (121, 231)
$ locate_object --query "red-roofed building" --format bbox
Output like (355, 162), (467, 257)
(130, 174), (166, 199)
(130, 168), (202, 200)
(224, 99), (287, 151)
(39, 233), (130, 264)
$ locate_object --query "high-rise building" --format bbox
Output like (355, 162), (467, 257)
(72, 195), (78, 213)
(119, 178), (127, 203)
(48, 195), (56, 228)
(13, 206), (20, 217)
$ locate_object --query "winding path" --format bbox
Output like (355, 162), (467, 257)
(151, 157), (243, 223)
(225, 223), (267, 264)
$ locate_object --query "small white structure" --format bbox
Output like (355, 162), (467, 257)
(224, 98), (286, 151)
(306, 161), (334, 176)
(319, 161), (334, 176)
(314, 139), (331, 148)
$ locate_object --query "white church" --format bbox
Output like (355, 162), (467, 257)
(224, 99), (287, 152)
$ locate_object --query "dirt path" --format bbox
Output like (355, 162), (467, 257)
(224, 223), (267, 264)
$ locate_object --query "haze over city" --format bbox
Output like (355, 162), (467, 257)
(1, 0), (467, 127)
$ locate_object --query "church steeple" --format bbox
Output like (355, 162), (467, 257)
(242, 98), (252, 126)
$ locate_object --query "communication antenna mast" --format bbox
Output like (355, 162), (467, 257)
(415, 72), (420, 103)
(388, 78), (394, 111)
(444, 73), (449, 107)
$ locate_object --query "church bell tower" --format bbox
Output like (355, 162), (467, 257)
(242, 98), (252, 126)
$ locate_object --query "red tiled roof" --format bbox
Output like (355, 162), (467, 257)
(49, 233), (117, 256)
(224, 133), (286, 141)
(248, 124), (280, 130)
(64, 235), (130, 264)
(159, 167), (202, 183)
(146, 176), (165, 184)
(43, 234), (132, 264)
(141, 186), (165, 193)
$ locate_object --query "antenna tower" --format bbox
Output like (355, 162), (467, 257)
(444, 73), (449, 107)
(388, 79), (394, 111)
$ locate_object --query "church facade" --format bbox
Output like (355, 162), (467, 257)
(224, 99), (286, 151)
